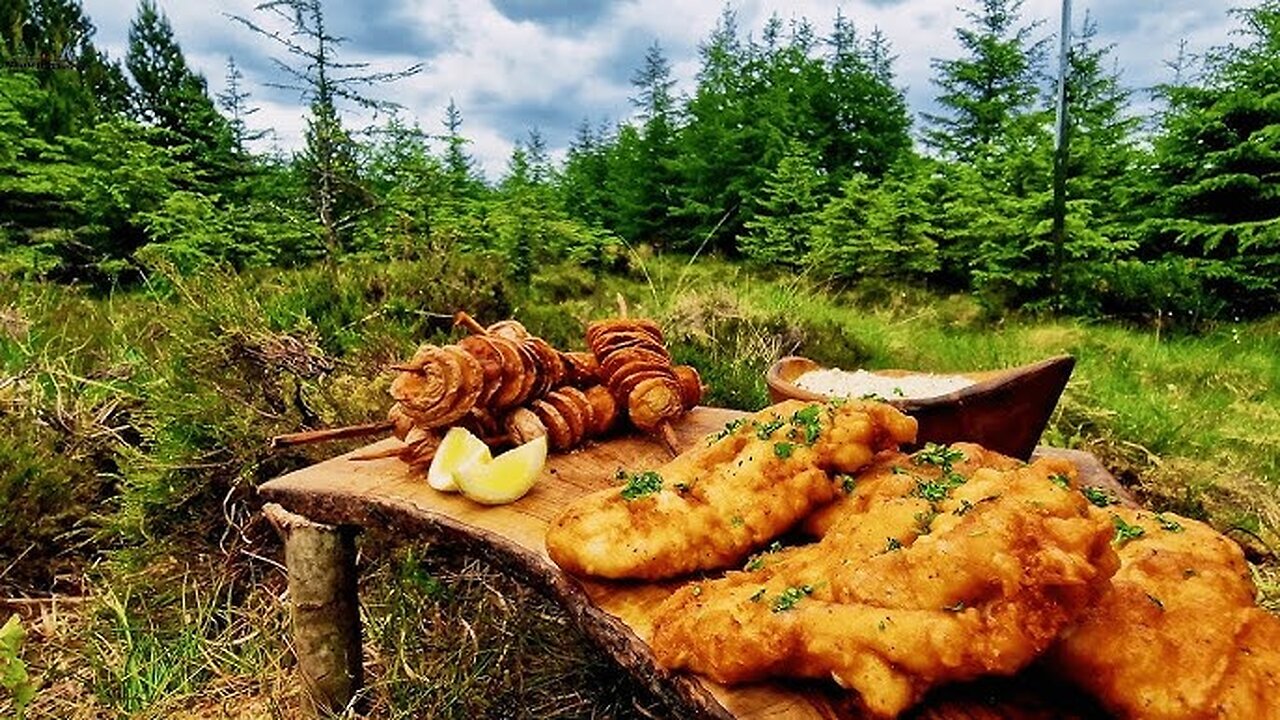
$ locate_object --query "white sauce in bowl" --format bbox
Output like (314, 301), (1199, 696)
(794, 368), (975, 401)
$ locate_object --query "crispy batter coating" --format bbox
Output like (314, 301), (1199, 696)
(545, 400), (918, 580)
(650, 458), (1118, 718)
(802, 442), (1024, 537)
(1050, 507), (1280, 719)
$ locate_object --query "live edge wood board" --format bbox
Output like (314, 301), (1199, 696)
(259, 406), (1134, 720)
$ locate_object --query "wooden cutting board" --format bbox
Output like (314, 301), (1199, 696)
(259, 407), (1130, 719)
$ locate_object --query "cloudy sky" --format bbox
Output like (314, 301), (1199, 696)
(80, 0), (1250, 178)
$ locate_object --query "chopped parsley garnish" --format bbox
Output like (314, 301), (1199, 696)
(749, 587), (767, 602)
(1049, 473), (1071, 489)
(1083, 486), (1118, 507)
(789, 405), (823, 445)
(773, 442), (794, 459)
(730, 514), (745, 528)
(837, 474), (857, 494)
(756, 416), (785, 440)
(883, 537), (903, 553)
(860, 392), (888, 402)
(771, 585), (814, 613)
(891, 465), (907, 475)
(1112, 514), (1146, 545)
(913, 443), (966, 470)
(914, 472), (965, 502)
(708, 418), (745, 443)
(914, 510), (938, 535)
(942, 600), (966, 612)
(1156, 514), (1184, 532)
(892, 386), (905, 397)
(619, 470), (663, 500)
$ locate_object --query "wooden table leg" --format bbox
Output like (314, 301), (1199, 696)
(263, 503), (363, 717)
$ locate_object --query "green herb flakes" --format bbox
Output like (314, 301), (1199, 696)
(709, 418), (745, 443)
(1049, 473), (1071, 489)
(1112, 514), (1146, 545)
(749, 587), (767, 602)
(837, 474), (857, 494)
(1083, 486), (1118, 507)
(883, 537), (903, 553)
(1156, 514), (1184, 532)
(773, 442), (794, 459)
(771, 585), (814, 613)
(756, 416), (785, 440)
(619, 470), (663, 500)
(914, 510), (938, 535)
(913, 443), (966, 469)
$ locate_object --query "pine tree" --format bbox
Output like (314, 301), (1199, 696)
(442, 98), (482, 194)
(215, 56), (265, 153)
(622, 40), (681, 247)
(822, 12), (911, 179)
(739, 141), (824, 266)
(809, 161), (939, 280)
(1139, 0), (1280, 318)
(923, 0), (1047, 161)
(127, 0), (234, 188)
(1, 0), (130, 137)
(230, 0), (420, 258)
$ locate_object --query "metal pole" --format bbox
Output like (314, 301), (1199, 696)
(1051, 0), (1072, 300)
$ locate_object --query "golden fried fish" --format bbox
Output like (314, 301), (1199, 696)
(1050, 507), (1280, 719)
(545, 399), (917, 580)
(651, 458), (1119, 718)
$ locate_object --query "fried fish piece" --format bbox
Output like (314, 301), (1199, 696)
(545, 400), (918, 580)
(803, 442), (1024, 536)
(650, 458), (1118, 719)
(1050, 507), (1280, 719)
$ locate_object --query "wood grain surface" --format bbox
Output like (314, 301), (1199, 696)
(259, 406), (1131, 719)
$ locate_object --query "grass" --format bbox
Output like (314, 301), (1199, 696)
(1, 251), (1277, 717)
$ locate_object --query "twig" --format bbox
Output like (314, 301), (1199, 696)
(270, 421), (394, 448)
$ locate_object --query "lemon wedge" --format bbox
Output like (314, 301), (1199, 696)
(427, 426), (491, 492)
(455, 435), (547, 505)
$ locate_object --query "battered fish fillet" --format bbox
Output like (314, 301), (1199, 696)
(1050, 507), (1280, 719)
(802, 442), (1023, 537)
(650, 458), (1119, 718)
(545, 399), (917, 580)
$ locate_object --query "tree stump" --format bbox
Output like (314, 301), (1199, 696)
(263, 503), (363, 717)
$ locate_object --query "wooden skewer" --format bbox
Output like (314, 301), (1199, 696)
(271, 421), (395, 449)
(657, 421), (680, 457)
(454, 311), (489, 336)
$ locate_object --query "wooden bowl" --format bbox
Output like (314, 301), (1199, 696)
(765, 355), (1076, 460)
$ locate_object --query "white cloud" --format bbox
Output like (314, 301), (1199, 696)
(80, 0), (1248, 177)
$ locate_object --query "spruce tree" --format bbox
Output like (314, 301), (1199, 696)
(624, 41), (681, 247)
(127, 0), (234, 188)
(1141, 0), (1280, 317)
(923, 0), (1047, 161)
(441, 98), (483, 199)
(739, 141), (824, 266)
(215, 56), (265, 154)
(230, 0), (420, 258)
